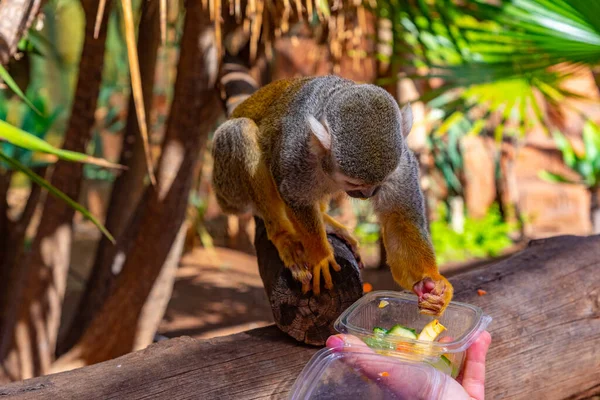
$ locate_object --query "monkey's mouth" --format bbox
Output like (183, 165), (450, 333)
(346, 190), (368, 200)
(346, 187), (380, 200)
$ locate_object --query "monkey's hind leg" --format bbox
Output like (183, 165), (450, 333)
(320, 202), (363, 269)
(212, 118), (311, 284)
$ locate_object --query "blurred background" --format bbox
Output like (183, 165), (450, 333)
(0, 0), (598, 382)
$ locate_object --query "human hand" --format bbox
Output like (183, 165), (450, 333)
(325, 331), (492, 400)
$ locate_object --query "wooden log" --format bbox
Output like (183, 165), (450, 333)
(254, 217), (363, 345)
(3, 234), (597, 399)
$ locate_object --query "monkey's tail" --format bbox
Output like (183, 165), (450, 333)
(218, 52), (260, 117)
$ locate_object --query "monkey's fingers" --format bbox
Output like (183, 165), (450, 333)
(418, 294), (445, 316)
(322, 262), (334, 289)
(302, 281), (311, 294)
(289, 264), (312, 285)
(330, 256), (341, 272)
(312, 263), (322, 295)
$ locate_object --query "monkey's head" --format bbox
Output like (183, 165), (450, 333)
(307, 84), (413, 199)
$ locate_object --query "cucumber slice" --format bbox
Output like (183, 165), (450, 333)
(364, 337), (394, 350)
(373, 327), (388, 336)
(387, 324), (418, 339)
(427, 355), (453, 375)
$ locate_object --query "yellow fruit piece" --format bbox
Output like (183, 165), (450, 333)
(418, 319), (446, 341)
(378, 300), (389, 308)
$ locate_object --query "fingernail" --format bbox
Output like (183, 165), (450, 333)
(326, 335), (345, 350)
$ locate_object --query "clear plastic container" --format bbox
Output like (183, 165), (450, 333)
(289, 347), (449, 400)
(333, 290), (492, 378)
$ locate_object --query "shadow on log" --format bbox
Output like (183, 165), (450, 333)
(254, 217), (363, 345)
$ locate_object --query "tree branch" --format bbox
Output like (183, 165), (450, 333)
(0, 0), (44, 65)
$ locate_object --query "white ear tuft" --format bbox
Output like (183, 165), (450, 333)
(400, 103), (413, 138)
(308, 115), (331, 151)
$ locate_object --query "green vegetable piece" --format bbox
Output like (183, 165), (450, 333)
(364, 337), (394, 351)
(373, 327), (388, 336)
(428, 355), (453, 376)
(387, 324), (418, 339)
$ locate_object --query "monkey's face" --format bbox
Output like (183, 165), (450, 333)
(334, 173), (381, 200)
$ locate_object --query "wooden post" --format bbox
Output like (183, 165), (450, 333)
(254, 218), (363, 345)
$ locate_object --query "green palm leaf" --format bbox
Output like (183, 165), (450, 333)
(0, 65), (42, 115)
(0, 119), (123, 169)
(0, 151), (114, 243)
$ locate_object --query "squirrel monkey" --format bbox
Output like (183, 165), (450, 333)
(212, 76), (452, 315)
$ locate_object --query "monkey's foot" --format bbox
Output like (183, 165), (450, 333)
(413, 277), (453, 316)
(302, 255), (342, 296)
(325, 225), (364, 269)
(273, 234), (312, 285)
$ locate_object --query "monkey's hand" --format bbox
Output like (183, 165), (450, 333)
(271, 232), (313, 285)
(301, 253), (341, 296)
(413, 275), (453, 316)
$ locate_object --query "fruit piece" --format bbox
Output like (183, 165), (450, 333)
(373, 327), (388, 336)
(378, 300), (389, 308)
(418, 319), (446, 341)
(387, 324), (418, 339)
(363, 283), (373, 293)
(428, 355), (453, 376)
(477, 289), (487, 296)
(378, 371), (389, 377)
(364, 337), (394, 351)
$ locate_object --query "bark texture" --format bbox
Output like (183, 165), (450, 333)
(0, 0), (43, 65)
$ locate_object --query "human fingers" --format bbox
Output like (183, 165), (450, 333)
(457, 331), (492, 400)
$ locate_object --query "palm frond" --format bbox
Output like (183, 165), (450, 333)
(0, 151), (115, 243)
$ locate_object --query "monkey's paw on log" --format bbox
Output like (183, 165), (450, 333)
(254, 217), (363, 346)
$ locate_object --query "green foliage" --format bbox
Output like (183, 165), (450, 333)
(0, 91), (62, 169)
(539, 120), (600, 189)
(0, 73), (116, 241)
(352, 200), (381, 246)
(0, 65), (42, 115)
(378, 0), (600, 142)
(354, 221), (380, 246)
(431, 203), (514, 264)
(428, 124), (464, 197)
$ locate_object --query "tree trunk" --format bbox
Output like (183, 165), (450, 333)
(0, 0), (111, 381)
(57, 0), (161, 356)
(0, 170), (45, 328)
(0, 0), (43, 65)
(51, 1), (222, 370)
(591, 188), (600, 235)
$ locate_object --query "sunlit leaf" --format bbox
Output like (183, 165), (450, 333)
(0, 65), (42, 115)
(538, 170), (577, 184)
(121, 0), (156, 185)
(552, 130), (577, 168)
(0, 119), (123, 169)
(0, 151), (115, 243)
(582, 120), (600, 162)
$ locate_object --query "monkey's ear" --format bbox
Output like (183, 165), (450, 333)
(307, 115), (332, 155)
(400, 103), (413, 138)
